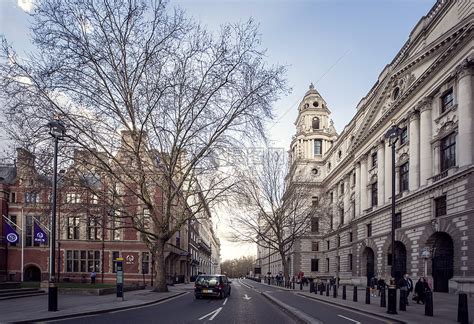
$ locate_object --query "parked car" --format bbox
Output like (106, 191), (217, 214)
(194, 274), (231, 299)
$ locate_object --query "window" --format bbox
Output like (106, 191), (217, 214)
(10, 192), (16, 203)
(66, 250), (100, 272)
(112, 251), (120, 273)
(339, 207), (344, 225)
(313, 101), (319, 108)
(371, 182), (378, 207)
(311, 259), (319, 272)
(399, 162), (409, 192)
(349, 254), (353, 270)
(314, 140), (322, 155)
(352, 172), (356, 187)
(328, 162), (332, 171)
(142, 252), (150, 274)
(372, 152), (377, 167)
(311, 196), (319, 207)
(440, 133), (456, 172)
(330, 192), (334, 203)
(311, 241), (319, 252)
(326, 240), (330, 250)
(90, 194), (99, 204)
(399, 127), (408, 145)
(112, 211), (121, 240)
(367, 223), (372, 237)
(176, 231), (181, 248)
(311, 217), (319, 233)
(349, 232), (353, 242)
(351, 201), (356, 219)
(441, 88), (454, 113)
(25, 192), (39, 204)
(67, 217), (80, 240)
(337, 236), (341, 247)
(25, 215), (42, 247)
(312, 117), (320, 130)
(326, 258), (330, 272)
(142, 208), (151, 230)
(392, 87), (400, 100)
(330, 213), (334, 230)
(87, 216), (101, 240)
(338, 150), (342, 159)
(388, 253), (393, 266)
(66, 193), (81, 204)
(340, 182), (344, 194)
(394, 212), (402, 229)
(434, 195), (447, 217)
(336, 256), (340, 272)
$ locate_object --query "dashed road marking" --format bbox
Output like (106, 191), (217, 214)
(338, 314), (361, 323)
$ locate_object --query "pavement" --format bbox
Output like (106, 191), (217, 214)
(255, 280), (474, 324)
(0, 284), (192, 324)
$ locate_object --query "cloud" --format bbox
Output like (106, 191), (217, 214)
(17, 0), (35, 13)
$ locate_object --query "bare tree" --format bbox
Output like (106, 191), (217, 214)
(0, 0), (287, 292)
(229, 149), (318, 283)
(220, 256), (255, 278)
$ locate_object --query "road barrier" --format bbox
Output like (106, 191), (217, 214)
(365, 287), (370, 304)
(425, 290), (433, 316)
(457, 292), (469, 323)
(353, 286), (358, 302)
(380, 287), (386, 308)
(399, 290), (406, 311)
(342, 285), (346, 300)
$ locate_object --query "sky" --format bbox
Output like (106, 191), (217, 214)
(0, 0), (435, 261)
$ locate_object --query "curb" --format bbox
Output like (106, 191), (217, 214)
(261, 292), (322, 324)
(297, 292), (406, 324)
(12, 291), (188, 324)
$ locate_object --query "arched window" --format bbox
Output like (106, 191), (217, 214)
(312, 117), (320, 130)
(392, 87), (400, 100)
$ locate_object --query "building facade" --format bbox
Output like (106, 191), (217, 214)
(0, 134), (221, 284)
(288, 0), (473, 293)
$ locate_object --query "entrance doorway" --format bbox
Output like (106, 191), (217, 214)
(363, 247), (375, 286)
(393, 241), (407, 284)
(24, 265), (41, 282)
(427, 232), (453, 292)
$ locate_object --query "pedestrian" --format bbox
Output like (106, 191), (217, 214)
(398, 275), (408, 306)
(90, 270), (96, 284)
(377, 277), (386, 296)
(414, 277), (426, 304)
(405, 274), (413, 305)
(370, 276), (378, 297)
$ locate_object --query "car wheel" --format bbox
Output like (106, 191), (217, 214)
(228, 288), (231, 296)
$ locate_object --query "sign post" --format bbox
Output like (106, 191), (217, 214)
(116, 257), (124, 300)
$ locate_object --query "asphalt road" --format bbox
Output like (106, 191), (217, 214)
(49, 279), (295, 324)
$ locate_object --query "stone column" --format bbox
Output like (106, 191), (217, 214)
(377, 140), (385, 205)
(355, 163), (361, 217)
(419, 98), (433, 186)
(457, 59), (474, 167)
(360, 155), (368, 213)
(409, 110), (420, 191)
(384, 140), (392, 203)
(344, 176), (350, 224)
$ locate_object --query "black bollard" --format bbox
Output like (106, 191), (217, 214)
(425, 290), (433, 317)
(310, 281), (315, 293)
(300, 281), (303, 290)
(366, 287), (371, 304)
(320, 284), (323, 295)
(380, 287), (386, 308)
(399, 289), (406, 311)
(333, 285), (337, 298)
(458, 293), (469, 324)
(387, 285), (397, 314)
(353, 286), (358, 302)
(342, 285), (346, 300)
(326, 284), (330, 296)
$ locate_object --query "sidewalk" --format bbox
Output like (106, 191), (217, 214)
(0, 284), (193, 323)
(254, 280), (473, 324)
(298, 285), (473, 324)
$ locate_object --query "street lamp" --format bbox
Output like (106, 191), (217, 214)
(385, 124), (400, 280)
(47, 119), (66, 312)
(385, 123), (400, 315)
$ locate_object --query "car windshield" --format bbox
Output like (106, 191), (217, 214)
(196, 276), (220, 286)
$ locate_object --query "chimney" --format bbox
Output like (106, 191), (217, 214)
(16, 148), (35, 179)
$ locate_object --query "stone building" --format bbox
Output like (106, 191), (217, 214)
(288, 0), (473, 293)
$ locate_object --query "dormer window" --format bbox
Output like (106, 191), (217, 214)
(313, 101), (319, 108)
(314, 140), (322, 155)
(312, 117), (320, 130)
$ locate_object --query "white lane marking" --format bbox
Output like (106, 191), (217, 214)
(243, 294), (252, 301)
(199, 307), (223, 321)
(223, 297), (228, 305)
(109, 291), (189, 314)
(337, 314), (361, 323)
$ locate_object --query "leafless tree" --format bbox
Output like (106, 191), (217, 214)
(229, 149), (319, 282)
(0, 0), (287, 291)
(220, 256), (255, 278)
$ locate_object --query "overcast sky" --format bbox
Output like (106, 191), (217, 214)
(0, 0), (435, 261)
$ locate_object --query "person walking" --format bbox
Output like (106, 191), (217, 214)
(405, 274), (413, 305)
(414, 277), (426, 304)
(370, 276), (378, 297)
(398, 275), (408, 306)
(90, 270), (96, 284)
(377, 277), (386, 296)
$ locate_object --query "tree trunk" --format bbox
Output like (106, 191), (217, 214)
(281, 251), (290, 284)
(153, 240), (168, 292)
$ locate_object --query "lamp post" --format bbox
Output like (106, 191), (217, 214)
(47, 119), (66, 312)
(385, 124), (400, 315)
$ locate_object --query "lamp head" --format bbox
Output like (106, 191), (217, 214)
(384, 124), (400, 145)
(47, 120), (66, 139)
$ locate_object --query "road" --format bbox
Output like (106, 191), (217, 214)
(49, 279), (396, 324)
